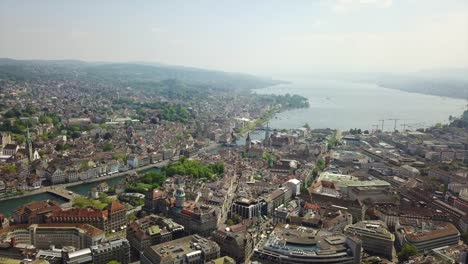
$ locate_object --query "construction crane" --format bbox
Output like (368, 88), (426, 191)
(372, 124), (380, 133)
(387, 118), (400, 132)
(378, 119), (385, 132)
(400, 122), (408, 131)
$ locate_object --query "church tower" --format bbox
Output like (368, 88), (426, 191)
(174, 186), (186, 214)
(264, 122), (271, 147)
(245, 132), (251, 152)
(26, 127), (33, 162)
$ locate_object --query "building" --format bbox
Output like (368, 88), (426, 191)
(230, 198), (263, 219)
(0, 133), (12, 149)
(0, 181), (6, 197)
(140, 235), (220, 264)
(144, 189), (168, 214)
(454, 196), (468, 213)
(211, 227), (253, 263)
(2, 144), (19, 156)
(344, 220), (395, 259)
(48, 200), (127, 233)
(127, 214), (184, 253)
(285, 179), (301, 197)
(31, 224), (105, 250)
(252, 224), (362, 264)
(107, 200), (127, 233)
(90, 238), (130, 264)
(13, 200), (63, 224)
(431, 245), (468, 264)
(395, 219), (460, 252)
(207, 256), (236, 264)
(0, 224), (105, 250)
(48, 208), (106, 231)
(36, 248), (64, 264)
(312, 172), (391, 199)
(262, 187), (292, 216)
(168, 187), (218, 237)
(172, 203), (218, 237)
(0, 214), (9, 228)
(63, 248), (93, 264)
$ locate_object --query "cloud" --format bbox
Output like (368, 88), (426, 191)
(150, 27), (164, 33)
(312, 19), (323, 29)
(331, 0), (393, 13)
(234, 10), (468, 73)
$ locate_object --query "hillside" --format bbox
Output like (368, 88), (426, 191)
(0, 58), (281, 91)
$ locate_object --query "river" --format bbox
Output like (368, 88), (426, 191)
(0, 176), (126, 216)
(254, 79), (466, 131)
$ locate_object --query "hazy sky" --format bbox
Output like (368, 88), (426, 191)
(1, 0), (467, 75)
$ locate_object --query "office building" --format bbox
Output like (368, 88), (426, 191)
(90, 238), (130, 264)
(141, 235), (220, 264)
(253, 224), (362, 264)
(344, 220), (395, 259)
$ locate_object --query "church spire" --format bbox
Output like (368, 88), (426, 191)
(26, 127), (33, 162)
(245, 132), (251, 152)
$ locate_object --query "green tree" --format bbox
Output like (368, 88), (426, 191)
(15, 134), (26, 144)
(3, 164), (17, 173)
(128, 213), (137, 221)
(316, 158), (326, 171)
(398, 243), (418, 262)
(112, 152), (127, 162)
(39, 115), (53, 124)
(263, 152), (276, 168)
(303, 123), (310, 129)
(71, 131), (81, 139)
(230, 213), (242, 224)
(4, 108), (21, 118)
(103, 142), (114, 151)
(462, 231), (468, 244)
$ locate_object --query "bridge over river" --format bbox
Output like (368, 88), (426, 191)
(46, 187), (83, 209)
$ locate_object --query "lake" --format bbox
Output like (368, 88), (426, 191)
(254, 79), (466, 131)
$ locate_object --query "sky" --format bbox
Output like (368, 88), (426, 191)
(1, 0), (467, 75)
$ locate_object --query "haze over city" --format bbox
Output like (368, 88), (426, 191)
(1, 0), (468, 74)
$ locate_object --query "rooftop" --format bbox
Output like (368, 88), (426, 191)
(259, 224), (352, 257)
(404, 223), (460, 243)
(146, 235), (219, 261)
(344, 220), (395, 241)
(318, 172), (390, 188)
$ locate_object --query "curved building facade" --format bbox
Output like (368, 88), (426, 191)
(252, 224), (361, 264)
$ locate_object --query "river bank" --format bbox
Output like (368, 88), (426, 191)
(237, 108), (278, 136)
(0, 143), (222, 216)
(0, 161), (168, 203)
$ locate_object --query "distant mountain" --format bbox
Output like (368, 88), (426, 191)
(0, 58), (282, 90)
(376, 68), (468, 99)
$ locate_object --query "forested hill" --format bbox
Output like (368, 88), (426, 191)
(0, 58), (282, 90)
(377, 69), (468, 99)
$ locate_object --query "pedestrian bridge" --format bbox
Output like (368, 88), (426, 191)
(47, 187), (80, 202)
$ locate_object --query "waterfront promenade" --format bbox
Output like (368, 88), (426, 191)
(0, 160), (170, 202)
(0, 142), (220, 203)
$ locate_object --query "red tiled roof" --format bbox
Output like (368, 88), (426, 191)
(109, 200), (125, 212)
(405, 223), (460, 242)
(304, 202), (321, 210)
(49, 207), (105, 219)
(15, 200), (62, 217)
